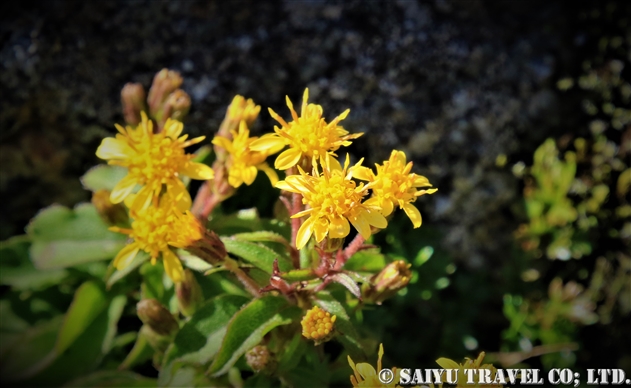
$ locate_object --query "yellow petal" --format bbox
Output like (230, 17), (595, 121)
(179, 162), (214, 180)
(349, 213), (371, 240)
(162, 249), (184, 283)
(131, 185), (154, 212)
(328, 216), (350, 239)
(402, 203), (422, 228)
(351, 165), (374, 181)
(257, 163), (279, 187)
(275, 148), (303, 170)
(110, 175), (138, 204)
(356, 363), (377, 379)
(250, 133), (286, 153)
(436, 357), (460, 370)
(113, 243), (140, 270)
(163, 119), (184, 139)
(275, 180), (297, 192)
(391, 150), (407, 164)
(313, 218), (329, 242)
(96, 138), (135, 160)
(212, 136), (233, 151)
(168, 179), (192, 211)
(242, 166), (258, 186)
(380, 198), (394, 216)
(296, 216), (316, 250)
(363, 208), (388, 229)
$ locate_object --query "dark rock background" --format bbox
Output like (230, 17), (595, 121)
(1, 0), (629, 372)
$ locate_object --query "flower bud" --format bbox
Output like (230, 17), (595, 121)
(185, 229), (227, 266)
(121, 83), (147, 125)
(147, 68), (183, 123)
(320, 237), (344, 253)
(91, 189), (128, 226)
(163, 89), (191, 123)
(137, 299), (179, 337)
(301, 306), (336, 343)
(246, 345), (272, 373)
(226, 95), (260, 130)
(176, 269), (204, 317)
(363, 260), (412, 305)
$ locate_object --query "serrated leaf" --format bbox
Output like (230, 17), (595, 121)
(208, 295), (301, 376)
(27, 204), (126, 270)
(222, 238), (293, 274)
(163, 294), (250, 367)
(80, 164), (128, 192)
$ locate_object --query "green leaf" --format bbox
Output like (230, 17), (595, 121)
(27, 203), (126, 270)
(0, 236), (68, 290)
(277, 333), (306, 373)
(281, 268), (318, 282)
(208, 295), (302, 376)
(314, 292), (364, 359)
(163, 294), (250, 367)
(119, 330), (154, 371)
(222, 238), (293, 274)
(80, 164), (128, 192)
(64, 371), (157, 387)
(56, 281), (109, 354)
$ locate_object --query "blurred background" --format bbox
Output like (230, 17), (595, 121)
(1, 0), (630, 382)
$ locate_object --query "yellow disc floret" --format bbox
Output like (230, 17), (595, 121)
(276, 155), (387, 249)
(250, 88), (362, 170)
(354, 150), (437, 228)
(110, 194), (202, 283)
(301, 306), (337, 341)
(96, 112), (214, 211)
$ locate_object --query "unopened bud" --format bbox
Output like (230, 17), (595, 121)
(185, 229), (227, 266)
(91, 189), (128, 226)
(301, 306), (336, 343)
(364, 260), (412, 304)
(320, 237), (344, 253)
(147, 68), (183, 122)
(137, 299), (179, 337)
(121, 83), (147, 125)
(176, 269), (204, 317)
(163, 89), (191, 123)
(246, 345), (272, 373)
(227, 95), (260, 130)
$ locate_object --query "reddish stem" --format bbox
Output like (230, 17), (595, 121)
(335, 234), (365, 270)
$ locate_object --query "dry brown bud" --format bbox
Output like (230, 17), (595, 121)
(121, 83), (147, 125)
(137, 299), (179, 337)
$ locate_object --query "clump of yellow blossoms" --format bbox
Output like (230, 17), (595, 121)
(436, 352), (503, 388)
(348, 343), (402, 387)
(226, 95), (261, 127)
(110, 194), (202, 283)
(301, 306), (336, 341)
(354, 150), (437, 228)
(276, 156), (387, 249)
(250, 88), (362, 170)
(212, 121), (279, 188)
(96, 112), (214, 211)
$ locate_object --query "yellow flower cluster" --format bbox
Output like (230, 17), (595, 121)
(96, 112), (213, 211)
(97, 112), (212, 282)
(300, 306), (336, 341)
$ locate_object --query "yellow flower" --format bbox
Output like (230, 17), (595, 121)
(348, 343), (402, 387)
(436, 352), (503, 388)
(276, 156), (387, 249)
(353, 150), (437, 228)
(96, 112), (214, 211)
(250, 88), (362, 170)
(301, 306), (336, 341)
(109, 195), (202, 283)
(212, 121), (279, 188)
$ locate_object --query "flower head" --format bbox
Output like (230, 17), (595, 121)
(354, 150), (437, 228)
(227, 95), (261, 128)
(96, 112), (214, 211)
(212, 121), (278, 188)
(348, 343), (402, 387)
(250, 88), (362, 170)
(276, 156), (387, 249)
(436, 352), (503, 388)
(109, 194), (202, 283)
(301, 306), (336, 341)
